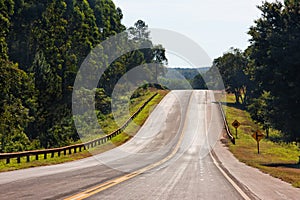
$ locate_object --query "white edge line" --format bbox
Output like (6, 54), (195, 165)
(205, 91), (251, 200)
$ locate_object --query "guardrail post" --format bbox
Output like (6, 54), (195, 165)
(74, 147), (77, 154)
(6, 158), (10, 164)
(51, 152), (54, 158)
(17, 157), (21, 163)
(26, 155), (30, 162)
(64, 149), (66, 155)
(79, 146), (82, 152)
(69, 148), (72, 155)
(36, 154), (39, 160)
(218, 102), (236, 145)
(58, 151), (61, 157)
(44, 153), (47, 159)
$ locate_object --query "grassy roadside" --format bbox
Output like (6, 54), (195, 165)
(0, 89), (169, 172)
(222, 94), (300, 188)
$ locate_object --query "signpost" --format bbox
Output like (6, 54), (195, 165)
(252, 130), (265, 154)
(232, 120), (240, 138)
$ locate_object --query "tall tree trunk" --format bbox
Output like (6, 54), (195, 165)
(234, 90), (240, 104)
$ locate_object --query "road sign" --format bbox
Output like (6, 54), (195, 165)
(252, 130), (265, 142)
(232, 120), (241, 138)
(232, 120), (241, 129)
(252, 130), (265, 154)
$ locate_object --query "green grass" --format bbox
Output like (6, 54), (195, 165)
(222, 94), (300, 187)
(0, 89), (169, 172)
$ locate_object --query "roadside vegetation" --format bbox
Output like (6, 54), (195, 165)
(223, 94), (300, 188)
(0, 89), (168, 172)
(0, 0), (167, 153)
(197, 0), (300, 145)
(199, 0), (300, 187)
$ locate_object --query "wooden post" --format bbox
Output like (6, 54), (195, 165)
(256, 132), (260, 154)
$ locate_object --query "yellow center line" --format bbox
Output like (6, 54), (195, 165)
(64, 92), (194, 200)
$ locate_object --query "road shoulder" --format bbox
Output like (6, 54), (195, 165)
(212, 136), (300, 200)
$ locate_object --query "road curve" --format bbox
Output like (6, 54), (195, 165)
(0, 90), (245, 200)
(79, 90), (244, 200)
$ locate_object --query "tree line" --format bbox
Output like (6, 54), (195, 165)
(0, 0), (167, 152)
(203, 0), (300, 143)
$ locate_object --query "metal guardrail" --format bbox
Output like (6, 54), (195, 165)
(218, 102), (235, 145)
(0, 93), (158, 164)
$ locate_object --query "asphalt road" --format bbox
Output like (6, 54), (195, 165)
(0, 90), (245, 200)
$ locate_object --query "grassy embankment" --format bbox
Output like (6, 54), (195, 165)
(0, 89), (169, 172)
(222, 94), (300, 188)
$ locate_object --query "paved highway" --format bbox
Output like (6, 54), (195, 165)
(0, 90), (246, 199)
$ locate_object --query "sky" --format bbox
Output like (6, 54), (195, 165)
(113, 0), (278, 67)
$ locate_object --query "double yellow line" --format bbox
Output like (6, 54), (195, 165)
(65, 92), (194, 200)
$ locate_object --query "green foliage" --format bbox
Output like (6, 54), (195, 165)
(191, 74), (207, 89)
(0, 0), (14, 60)
(247, 91), (274, 137)
(98, 20), (168, 95)
(212, 48), (249, 105)
(0, 0), (167, 152)
(0, 62), (36, 152)
(8, 0), (47, 68)
(247, 0), (300, 142)
(160, 68), (208, 90)
(89, 0), (125, 39)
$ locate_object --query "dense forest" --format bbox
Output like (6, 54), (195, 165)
(202, 0), (300, 143)
(0, 0), (167, 152)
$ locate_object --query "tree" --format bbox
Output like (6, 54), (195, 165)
(0, 62), (36, 152)
(0, 1), (169, 150)
(7, 0), (47, 70)
(191, 74), (207, 89)
(0, 0), (14, 61)
(128, 20), (150, 41)
(247, 91), (274, 138)
(213, 48), (249, 105)
(247, 0), (300, 142)
(89, 0), (125, 39)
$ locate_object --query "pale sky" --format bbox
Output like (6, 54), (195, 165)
(113, 0), (279, 67)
